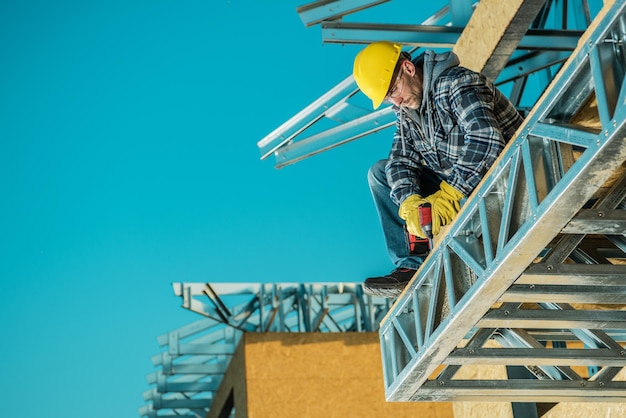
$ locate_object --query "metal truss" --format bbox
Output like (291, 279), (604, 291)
(138, 283), (392, 417)
(257, 0), (602, 168)
(380, 1), (626, 402)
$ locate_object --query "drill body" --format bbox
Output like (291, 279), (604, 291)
(405, 203), (433, 256)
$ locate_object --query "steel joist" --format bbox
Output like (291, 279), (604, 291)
(380, 0), (626, 403)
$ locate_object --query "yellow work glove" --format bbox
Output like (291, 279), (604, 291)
(398, 194), (431, 238)
(428, 181), (465, 235)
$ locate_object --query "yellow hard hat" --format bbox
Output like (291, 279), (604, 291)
(353, 41), (402, 109)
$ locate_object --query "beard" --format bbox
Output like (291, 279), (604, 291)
(402, 81), (423, 110)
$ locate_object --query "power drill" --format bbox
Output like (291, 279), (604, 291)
(405, 202), (433, 257)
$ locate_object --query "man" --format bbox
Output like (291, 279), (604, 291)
(353, 41), (523, 297)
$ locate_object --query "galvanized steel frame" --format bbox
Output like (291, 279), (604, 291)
(380, 1), (626, 402)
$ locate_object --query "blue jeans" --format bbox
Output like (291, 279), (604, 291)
(367, 159), (442, 270)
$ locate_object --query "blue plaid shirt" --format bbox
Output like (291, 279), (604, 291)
(385, 66), (524, 205)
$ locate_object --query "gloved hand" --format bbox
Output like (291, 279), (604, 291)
(426, 181), (465, 235)
(398, 194), (431, 238)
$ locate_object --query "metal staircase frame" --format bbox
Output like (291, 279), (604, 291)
(379, 0), (626, 402)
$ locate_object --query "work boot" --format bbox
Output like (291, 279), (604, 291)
(363, 268), (417, 298)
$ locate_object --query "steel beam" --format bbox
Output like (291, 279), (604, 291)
(446, 348), (626, 366)
(480, 310), (626, 329)
(296, 0), (390, 27)
(415, 380), (626, 402)
(518, 263), (626, 285)
(500, 284), (626, 304)
(321, 23), (582, 51)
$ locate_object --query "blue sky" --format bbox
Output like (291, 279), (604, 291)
(1, 0), (612, 416)
(1, 0), (611, 416)
(0, 1), (428, 416)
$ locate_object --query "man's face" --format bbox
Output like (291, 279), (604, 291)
(385, 60), (423, 110)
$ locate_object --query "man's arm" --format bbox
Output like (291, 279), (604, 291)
(385, 111), (425, 206)
(445, 70), (507, 196)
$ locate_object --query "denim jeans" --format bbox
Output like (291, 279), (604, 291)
(367, 159), (442, 270)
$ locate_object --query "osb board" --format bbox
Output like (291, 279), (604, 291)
(452, 339), (513, 418)
(543, 368), (626, 418)
(453, 0), (544, 77)
(206, 339), (247, 418)
(242, 332), (453, 418)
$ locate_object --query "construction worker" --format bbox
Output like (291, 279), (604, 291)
(354, 41), (523, 297)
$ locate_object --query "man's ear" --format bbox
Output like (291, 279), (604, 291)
(403, 60), (416, 76)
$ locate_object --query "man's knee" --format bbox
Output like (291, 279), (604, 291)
(367, 159), (388, 187)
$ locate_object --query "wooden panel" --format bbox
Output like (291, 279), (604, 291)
(543, 368), (626, 418)
(453, 0), (546, 78)
(241, 332), (453, 418)
(451, 339), (513, 418)
(207, 340), (248, 418)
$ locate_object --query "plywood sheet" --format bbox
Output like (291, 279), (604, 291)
(453, 0), (545, 78)
(207, 339), (248, 418)
(451, 339), (513, 418)
(543, 368), (626, 418)
(242, 332), (453, 418)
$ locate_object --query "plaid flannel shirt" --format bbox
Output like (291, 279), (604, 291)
(385, 66), (524, 205)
